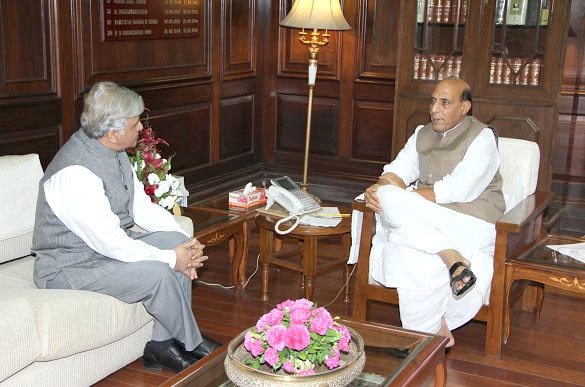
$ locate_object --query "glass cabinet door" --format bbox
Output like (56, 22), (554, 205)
(489, 0), (551, 86)
(413, 0), (468, 81)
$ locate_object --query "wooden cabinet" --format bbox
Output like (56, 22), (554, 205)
(393, 0), (572, 191)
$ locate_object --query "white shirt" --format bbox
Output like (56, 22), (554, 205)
(382, 125), (500, 204)
(43, 165), (189, 269)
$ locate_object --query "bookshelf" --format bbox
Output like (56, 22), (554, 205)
(393, 0), (571, 192)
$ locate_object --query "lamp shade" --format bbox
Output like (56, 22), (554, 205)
(280, 0), (351, 30)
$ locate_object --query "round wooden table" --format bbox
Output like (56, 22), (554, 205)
(255, 212), (352, 302)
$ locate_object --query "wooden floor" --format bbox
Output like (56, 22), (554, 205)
(94, 228), (585, 386)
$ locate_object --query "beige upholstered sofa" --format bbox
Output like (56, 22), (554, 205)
(0, 154), (193, 386)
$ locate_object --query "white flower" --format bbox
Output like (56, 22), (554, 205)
(147, 173), (161, 185)
(154, 180), (171, 197)
(167, 174), (180, 189)
(159, 195), (176, 210)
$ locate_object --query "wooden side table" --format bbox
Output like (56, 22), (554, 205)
(188, 195), (262, 292)
(181, 206), (246, 292)
(255, 212), (352, 302)
(504, 234), (585, 343)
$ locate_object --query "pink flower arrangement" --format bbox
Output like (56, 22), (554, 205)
(243, 299), (351, 375)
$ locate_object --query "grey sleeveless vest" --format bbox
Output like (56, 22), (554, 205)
(32, 129), (136, 289)
(416, 116), (505, 223)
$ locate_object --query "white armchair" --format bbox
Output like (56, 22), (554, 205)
(350, 137), (554, 359)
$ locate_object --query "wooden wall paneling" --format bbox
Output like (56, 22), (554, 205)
(219, 0), (257, 162)
(79, 0), (211, 89)
(220, 94), (254, 159)
(552, 0), (585, 233)
(391, 96), (430, 157)
(0, 0), (62, 163)
(351, 100), (393, 162)
(0, 126), (60, 169)
(555, 105), (585, 181)
(275, 93), (339, 157)
(0, 0), (55, 95)
(223, 0), (256, 80)
(146, 104), (211, 173)
(347, 0), (400, 174)
(354, 0), (399, 82)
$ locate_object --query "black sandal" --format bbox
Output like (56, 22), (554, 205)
(449, 262), (477, 297)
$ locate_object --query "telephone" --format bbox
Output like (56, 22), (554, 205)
(269, 176), (321, 213)
(265, 177), (321, 235)
(266, 185), (305, 215)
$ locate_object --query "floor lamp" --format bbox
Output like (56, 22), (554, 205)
(280, 0), (351, 192)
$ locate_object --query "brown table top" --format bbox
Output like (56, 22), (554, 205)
(180, 206), (243, 236)
(161, 318), (447, 387)
(191, 194), (265, 216)
(513, 234), (585, 271)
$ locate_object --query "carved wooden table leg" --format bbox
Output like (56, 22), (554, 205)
(302, 235), (317, 301)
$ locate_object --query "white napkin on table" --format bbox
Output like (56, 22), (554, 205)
(547, 242), (585, 263)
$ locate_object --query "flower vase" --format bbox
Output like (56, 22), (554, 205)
(224, 326), (366, 387)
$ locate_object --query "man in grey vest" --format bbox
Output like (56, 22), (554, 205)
(32, 81), (221, 373)
(364, 78), (505, 350)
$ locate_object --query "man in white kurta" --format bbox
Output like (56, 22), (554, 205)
(363, 78), (505, 347)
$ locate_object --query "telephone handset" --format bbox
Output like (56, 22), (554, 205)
(265, 178), (321, 235)
(267, 185), (305, 215)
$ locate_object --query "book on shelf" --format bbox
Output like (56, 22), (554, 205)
(506, 0), (528, 25)
(417, 0), (425, 23)
(495, 0), (506, 25)
(489, 56), (542, 86)
(419, 0), (467, 24)
(413, 54), (462, 81)
(540, 0), (550, 25)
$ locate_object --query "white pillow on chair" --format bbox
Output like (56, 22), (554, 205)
(498, 138), (540, 213)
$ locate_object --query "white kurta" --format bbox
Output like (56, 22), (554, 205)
(364, 124), (501, 333)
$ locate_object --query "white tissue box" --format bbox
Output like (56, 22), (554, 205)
(229, 187), (267, 209)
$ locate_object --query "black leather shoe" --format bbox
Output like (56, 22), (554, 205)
(143, 341), (197, 373)
(190, 334), (222, 360)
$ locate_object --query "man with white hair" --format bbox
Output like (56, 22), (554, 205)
(32, 81), (221, 373)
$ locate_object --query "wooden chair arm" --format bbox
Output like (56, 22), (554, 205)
(495, 191), (555, 233)
(351, 199), (375, 281)
(352, 199), (369, 213)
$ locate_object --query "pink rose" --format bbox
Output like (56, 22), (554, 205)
(277, 299), (295, 310)
(256, 308), (284, 332)
(282, 360), (295, 373)
(265, 324), (287, 351)
(325, 348), (341, 369)
(244, 331), (253, 351)
(249, 338), (265, 357)
(285, 324), (310, 351)
(334, 325), (351, 352)
(292, 298), (314, 310)
(289, 307), (311, 325)
(309, 308), (333, 335)
(264, 347), (280, 366)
